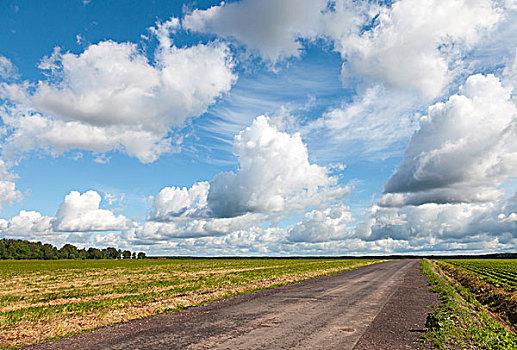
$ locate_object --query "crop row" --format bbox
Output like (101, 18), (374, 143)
(444, 259), (517, 289)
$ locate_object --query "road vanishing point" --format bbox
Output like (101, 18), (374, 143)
(24, 259), (438, 350)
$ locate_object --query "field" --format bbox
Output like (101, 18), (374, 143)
(0, 258), (380, 348)
(444, 259), (517, 290)
(421, 259), (517, 349)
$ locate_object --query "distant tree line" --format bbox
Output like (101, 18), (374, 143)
(0, 239), (146, 260)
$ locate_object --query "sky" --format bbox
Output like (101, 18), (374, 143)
(0, 0), (516, 256)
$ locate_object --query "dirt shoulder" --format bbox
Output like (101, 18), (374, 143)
(354, 260), (439, 349)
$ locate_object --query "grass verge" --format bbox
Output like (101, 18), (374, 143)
(420, 259), (517, 349)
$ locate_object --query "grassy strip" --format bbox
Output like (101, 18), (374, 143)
(420, 259), (516, 349)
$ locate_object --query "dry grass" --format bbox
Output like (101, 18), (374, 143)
(0, 258), (382, 348)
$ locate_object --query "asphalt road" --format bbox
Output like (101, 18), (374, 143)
(25, 259), (437, 350)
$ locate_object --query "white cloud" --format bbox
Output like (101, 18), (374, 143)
(0, 210), (57, 241)
(336, 0), (503, 99)
(381, 74), (517, 206)
(0, 55), (17, 80)
(0, 180), (22, 209)
(150, 116), (349, 223)
(0, 28), (236, 163)
(207, 116), (348, 218)
(149, 181), (210, 220)
(182, 0), (503, 99)
(353, 72), (517, 253)
(182, 0), (330, 64)
(0, 160), (22, 210)
(132, 213), (262, 240)
(53, 190), (130, 232)
(287, 203), (354, 243)
(0, 111), (176, 163)
(0, 208), (98, 247)
(361, 194), (517, 243)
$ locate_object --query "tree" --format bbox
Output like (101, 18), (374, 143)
(42, 244), (58, 259)
(105, 247), (120, 259)
(0, 238), (142, 261)
(87, 247), (104, 259)
(59, 244), (79, 259)
(137, 252), (146, 259)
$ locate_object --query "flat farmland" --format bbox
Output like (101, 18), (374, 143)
(0, 258), (380, 348)
(444, 259), (517, 290)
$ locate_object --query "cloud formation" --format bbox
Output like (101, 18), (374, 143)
(337, 0), (502, 99)
(361, 194), (517, 244)
(354, 71), (517, 252)
(183, 0), (331, 64)
(287, 204), (354, 243)
(0, 160), (22, 210)
(183, 0), (504, 99)
(0, 210), (54, 241)
(381, 74), (517, 207)
(207, 116), (347, 218)
(0, 27), (236, 163)
(151, 116), (349, 220)
(149, 181), (210, 220)
(53, 190), (130, 232)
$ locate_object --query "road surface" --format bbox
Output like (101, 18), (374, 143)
(24, 259), (438, 350)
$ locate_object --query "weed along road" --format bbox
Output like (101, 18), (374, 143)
(25, 260), (437, 350)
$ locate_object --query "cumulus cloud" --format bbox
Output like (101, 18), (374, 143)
(361, 194), (517, 243)
(182, 0), (330, 64)
(336, 0), (503, 99)
(149, 181), (210, 220)
(287, 204), (354, 243)
(183, 0), (503, 99)
(0, 210), (57, 241)
(381, 74), (517, 207)
(207, 116), (348, 218)
(0, 111), (175, 163)
(131, 213), (262, 240)
(150, 116), (349, 222)
(0, 26), (236, 163)
(0, 190), (134, 247)
(53, 190), (130, 232)
(0, 181), (22, 209)
(354, 71), (517, 253)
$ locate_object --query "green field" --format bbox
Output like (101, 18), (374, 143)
(0, 258), (380, 348)
(421, 260), (517, 349)
(445, 259), (517, 290)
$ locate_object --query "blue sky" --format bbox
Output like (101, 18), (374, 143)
(0, 0), (516, 256)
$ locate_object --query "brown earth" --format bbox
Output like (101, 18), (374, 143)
(354, 259), (439, 349)
(22, 259), (438, 350)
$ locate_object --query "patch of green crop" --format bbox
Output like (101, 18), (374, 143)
(420, 259), (517, 349)
(444, 259), (517, 291)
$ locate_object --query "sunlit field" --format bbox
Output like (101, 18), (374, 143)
(421, 259), (517, 348)
(445, 259), (517, 290)
(0, 258), (381, 348)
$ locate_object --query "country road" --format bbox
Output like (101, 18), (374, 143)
(24, 259), (438, 350)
